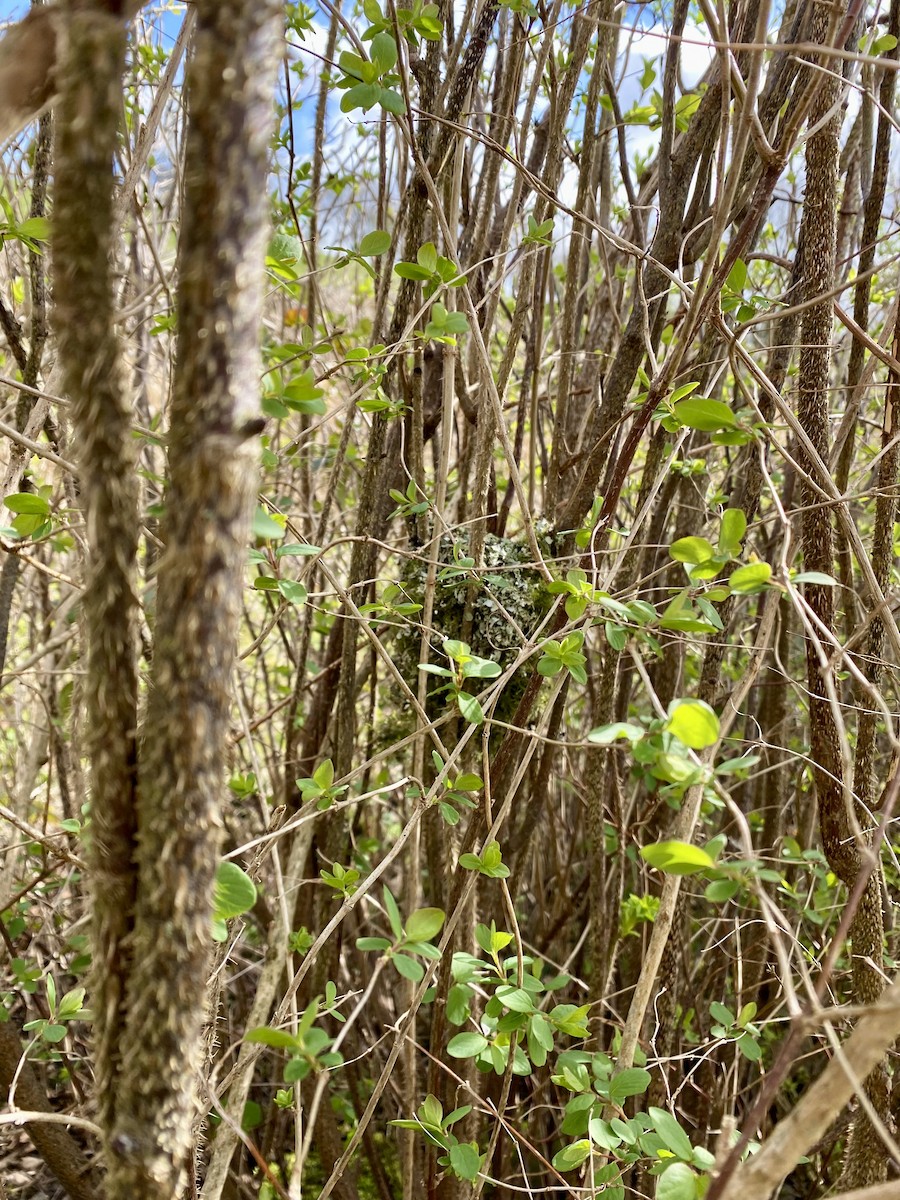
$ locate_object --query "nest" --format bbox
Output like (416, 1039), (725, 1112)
(391, 532), (550, 721)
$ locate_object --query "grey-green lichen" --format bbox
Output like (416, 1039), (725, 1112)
(392, 531), (550, 720)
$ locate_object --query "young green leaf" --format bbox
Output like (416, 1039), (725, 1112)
(641, 840), (717, 875)
(552, 1140), (592, 1171)
(383, 886), (404, 939)
(447, 1031), (489, 1057)
(359, 229), (391, 256)
(672, 397), (738, 432)
(449, 1142), (481, 1182)
(666, 699), (719, 749)
(405, 907), (445, 942)
(457, 691), (485, 725)
(648, 1107), (694, 1160)
(669, 536), (714, 565)
(656, 1161), (700, 1200)
(718, 507), (747, 555)
(607, 1067), (652, 1105)
(728, 562), (772, 594)
(213, 861), (258, 925)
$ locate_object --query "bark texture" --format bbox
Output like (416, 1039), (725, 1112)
(52, 3), (139, 1137)
(797, 29), (892, 1189)
(107, 0), (281, 1191)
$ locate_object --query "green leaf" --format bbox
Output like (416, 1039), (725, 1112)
(370, 30), (398, 72)
(565, 659), (588, 685)
(57, 987), (86, 1019)
(284, 1057), (311, 1082)
(589, 1116), (622, 1151)
(447, 1031), (489, 1058)
(608, 1067), (652, 1105)
(672, 397), (738, 431)
(461, 656), (501, 679)
(448, 1142), (481, 1182)
(710, 1001), (735, 1025)
(356, 936), (392, 951)
(384, 886), (403, 939)
(728, 562), (772, 594)
(17, 216), (50, 241)
(704, 879), (739, 902)
(443, 638), (470, 659)
(588, 722), (644, 745)
(552, 1140), (592, 1171)
(457, 691), (485, 725)
(447, 984), (471, 1025)
(242, 1100), (263, 1131)
(417, 242), (438, 272)
(213, 861), (258, 922)
(738, 1002), (758, 1025)
(537, 656), (562, 677)
(718, 508), (747, 555)
(737, 1032), (762, 1060)
(5, 492), (50, 516)
(261, 393), (290, 419)
(529, 1012), (554, 1051)
(445, 312), (469, 332)
(670, 381), (700, 404)
(660, 590), (720, 634)
(656, 1161), (700, 1200)
(341, 82), (381, 112)
(454, 773), (483, 791)
(338, 50), (366, 76)
(652, 751), (701, 785)
(726, 258), (747, 294)
(649, 1107), (694, 1160)
(283, 375), (325, 407)
(443, 1104), (472, 1128)
(359, 229), (391, 256)
(405, 907), (445, 942)
(268, 232), (303, 264)
(669, 536), (714, 565)
(495, 986), (536, 1013)
(666, 699), (719, 749)
(395, 262), (433, 281)
(251, 507), (286, 540)
(792, 570), (837, 586)
(479, 841), (510, 878)
(404, 941), (441, 959)
(246, 1026), (302, 1051)
(392, 953), (424, 980)
(689, 560), (723, 582)
(873, 32), (898, 52)
(420, 1093), (443, 1127)
(313, 759), (335, 789)
(379, 87), (407, 115)
(641, 840), (716, 875)
(550, 1003), (590, 1038)
(277, 579), (308, 605)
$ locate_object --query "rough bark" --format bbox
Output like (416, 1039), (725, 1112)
(796, 24), (891, 1188)
(104, 0), (281, 1191)
(52, 2), (140, 1137)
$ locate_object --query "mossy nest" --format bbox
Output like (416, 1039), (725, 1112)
(392, 532), (550, 722)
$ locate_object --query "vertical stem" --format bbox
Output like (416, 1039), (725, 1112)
(109, 0), (281, 1191)
(53, 3), (138, 1142)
